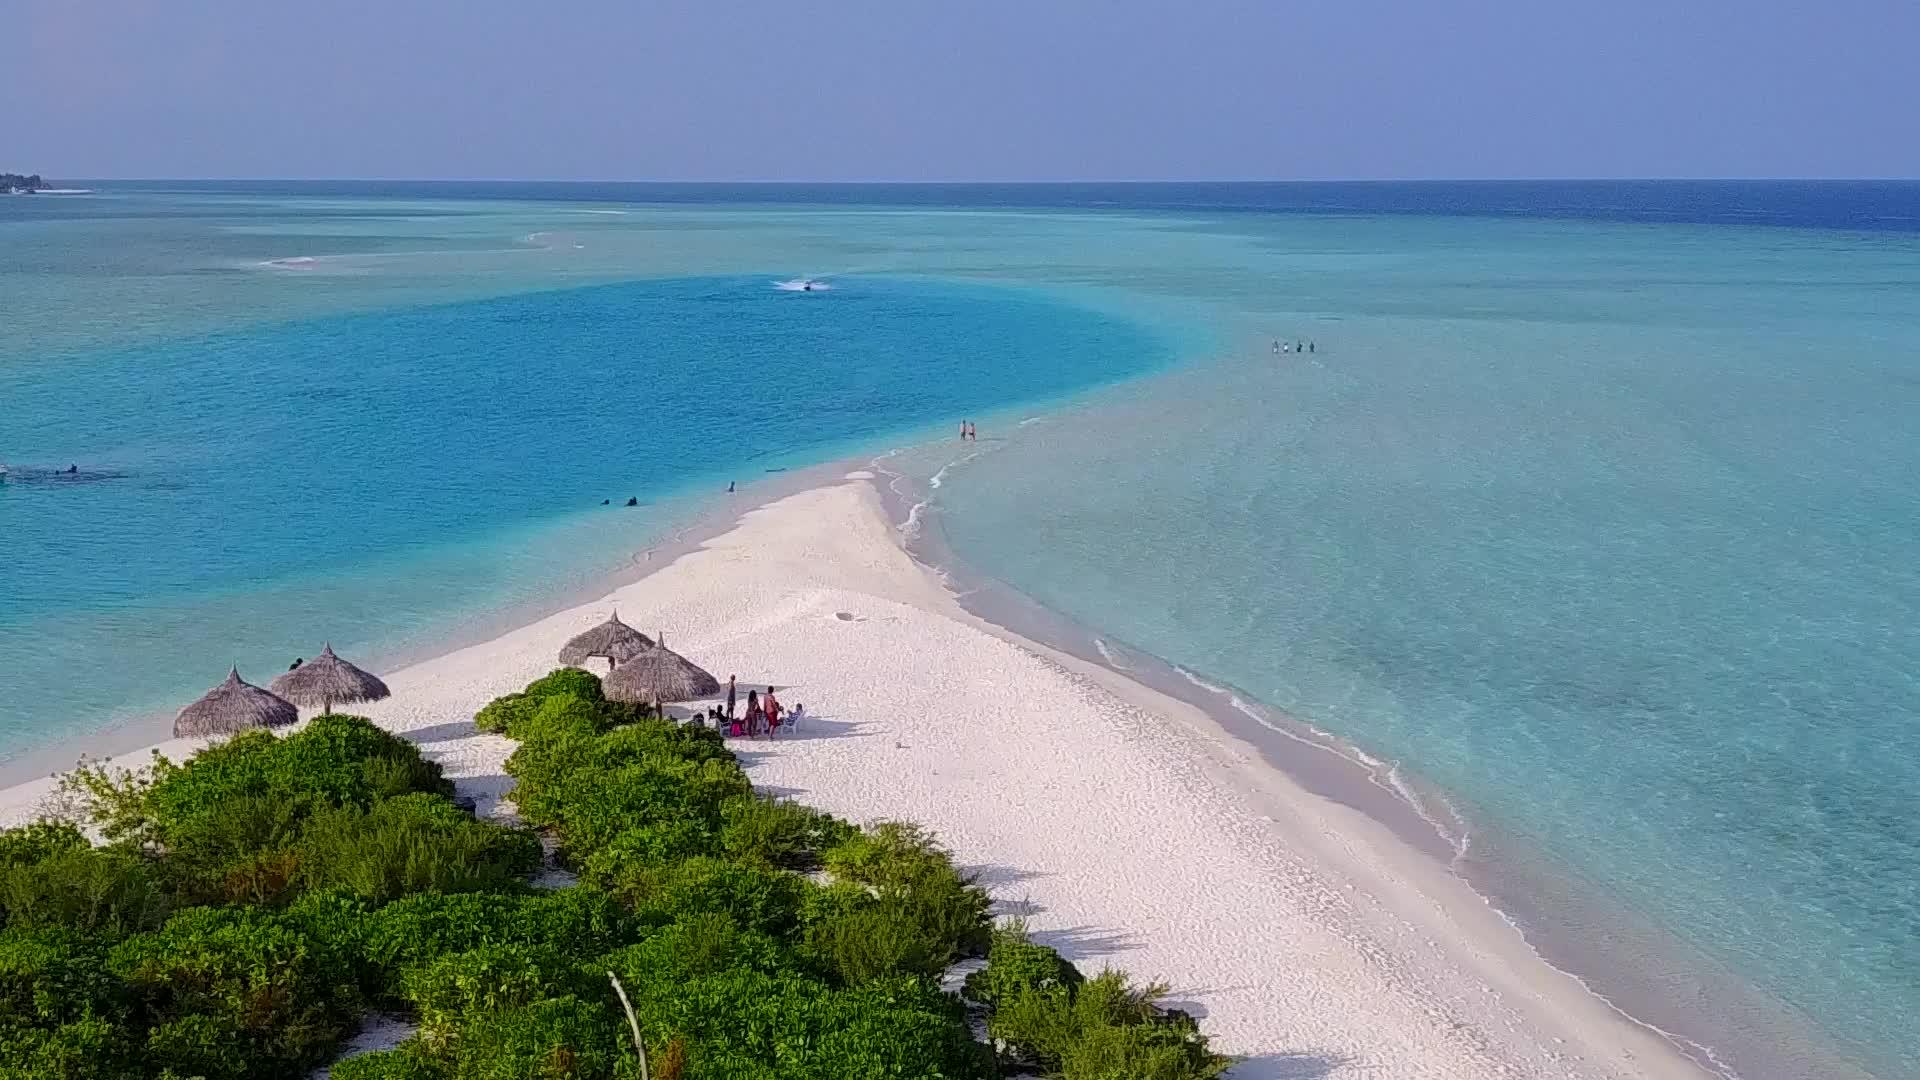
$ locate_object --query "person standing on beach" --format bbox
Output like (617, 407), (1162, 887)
(726, 675), (737, 721)
(763, 686), (782, 734)
(745, 690), (762, 737)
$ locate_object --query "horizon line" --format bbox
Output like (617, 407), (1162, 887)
(44, 175), (1920, 186)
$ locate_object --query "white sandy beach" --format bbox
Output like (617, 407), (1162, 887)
(1, 476), (1709, 1080)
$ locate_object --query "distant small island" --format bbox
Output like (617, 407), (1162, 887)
(2, 173), (45, 193)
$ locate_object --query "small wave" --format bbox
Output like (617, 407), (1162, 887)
(1092, 638), (1133, 671)
(927, 449), (983, 490)
(1169, 664), (1469, 860)
(261, 255), (319, 270)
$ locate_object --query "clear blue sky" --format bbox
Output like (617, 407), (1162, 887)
(7, 0), (1915, 181)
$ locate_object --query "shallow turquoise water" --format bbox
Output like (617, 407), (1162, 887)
(931, 220), (1920, 1078)
(4, 186), (1918, 1078)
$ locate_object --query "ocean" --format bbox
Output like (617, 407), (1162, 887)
(2, 181), (1917, 1078)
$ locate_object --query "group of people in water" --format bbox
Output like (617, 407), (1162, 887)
(1273, 339), (1317, 354)
(959, 420), (978, 442)
(602, 480), (735, 508)
(691, 674), (802, 738)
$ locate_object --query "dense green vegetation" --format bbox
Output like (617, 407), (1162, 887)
(0, 671), (1228, 1079)
(0, 173), (43, 191)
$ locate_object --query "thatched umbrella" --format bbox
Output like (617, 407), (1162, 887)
(175, 668), (298, 737)
(269, 644), (391, 714)
(558, 610), (654, 669)
(604, 635), (721, 706)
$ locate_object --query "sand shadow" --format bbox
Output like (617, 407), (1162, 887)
(768, 716), (876, 741)
(966, 863), (1049, 890)
(401, 720), (481, 744)
(1029, 923), (1144, 961)
(708, 716), (876, 742)
(966, 863), (1053, 919)
(1225, 1052), (1351, 1079)
(752, 784), (811, 801)
(455, 773), (515, 819)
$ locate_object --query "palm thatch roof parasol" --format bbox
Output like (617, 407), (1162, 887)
(604, 636), (721, 704)
(269, 644), (391, 714)
(558, 610), (655, 669)
(174, 668), (298, 737)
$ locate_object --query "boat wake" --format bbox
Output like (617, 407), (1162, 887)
(773, 278), (832, 292)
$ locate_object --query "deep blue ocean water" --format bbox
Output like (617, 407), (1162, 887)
(4, 181), (1919, 1078)
(0, 267), (1176, 751)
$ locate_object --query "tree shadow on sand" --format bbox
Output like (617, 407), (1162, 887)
(1028, 923), (1145, 962)
(399, 720), (484, 745)
(1224, 1052), (1352, 1079)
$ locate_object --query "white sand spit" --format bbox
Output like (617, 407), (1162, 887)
(1, 479), (1707, 1080)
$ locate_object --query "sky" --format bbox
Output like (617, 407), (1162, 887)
(5, 0), (1916, 181)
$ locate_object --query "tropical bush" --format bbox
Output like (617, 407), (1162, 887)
(0, 669), (1228, 1079)
(0, 843), (173, 934)
(962, 918), (1085, 1011)
(293, 793), (540, 903)
(472, 691), (536, 734)
(718, 793), (856, 870)
(108, 905), (364, 1080)
(973, 925), (1230, 1079)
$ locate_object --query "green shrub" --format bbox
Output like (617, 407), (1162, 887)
(601, 911), (787, 985)
(804, 894), (952, 985)
(0, 1016), (139, 1080)
(1055, 1015), (1233, 1080)
(519, 755), (750, 861)
(963, 919), (1085, 1012)
(513, 692), (609, 742)
(0, 844), (173, 934)
(327, 1042), (445, 1080)
(793, 977), (995, 1080)
(523, 667), (608, 704)
(361, 888), (646, 998)
(109, 905), (363, 1080)
(578, 821), (717, 885)
(816, 822), (992, 971)
(294, 793), (540, 903)
(718, 795), (856, 871)
(986, 966), (1229, 1079)
(474, 691), (536, 734)
(73, 714), (454, 868)
(0, 928), (126, 1028)
(609, 856), (806, 939)
(435, 994), (626, 1080)
(402, 943), (583, 1039)
(0, 821), (88, 867)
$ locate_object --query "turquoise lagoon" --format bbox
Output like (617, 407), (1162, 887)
(3, 184), (1919, 1078)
